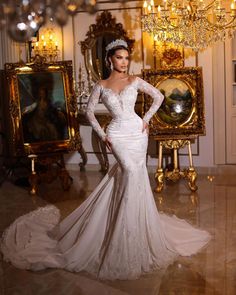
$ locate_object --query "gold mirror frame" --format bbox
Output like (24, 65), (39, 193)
(80, 11), (135, 81)
(143, 67), (205, 139)
(4, 56), (81, 156)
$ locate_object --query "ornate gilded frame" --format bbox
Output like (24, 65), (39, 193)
(5, 56), (80, 156)
(80, 10), (135, 81)
(143, 67), (205, 138)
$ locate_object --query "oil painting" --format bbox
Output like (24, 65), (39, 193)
(157, 78), (193, 126)
(18, 72), (69, 143)
(143, 67), (205, 138)
(5, 59), (80, 156)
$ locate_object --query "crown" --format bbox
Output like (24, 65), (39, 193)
(105, 39), (128, 52)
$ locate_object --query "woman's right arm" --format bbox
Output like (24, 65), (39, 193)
(86, 83), (107, 141)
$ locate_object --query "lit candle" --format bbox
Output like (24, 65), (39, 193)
(171, 3), (176, 14)
(163, 0), (167, 10)
(35, 41), (38, 48)
(41, 35), (44, 41)
(150, 0), (155, 13)
(143, 0), (148, 15)
(43, 41), (46, 48)
(231, 1), (236, 16)
(158, 5), (161, 17)
(55, 41), (58, 48)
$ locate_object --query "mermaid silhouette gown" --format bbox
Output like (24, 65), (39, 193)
(0, 77), (210, 280)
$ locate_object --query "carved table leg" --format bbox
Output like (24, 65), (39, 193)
(78, 145), (88, 171)
(185, 167), (198, 192)
(155, 142), (164, 192)
(185, 142), (198, 192)
(155, 168), (164, 193)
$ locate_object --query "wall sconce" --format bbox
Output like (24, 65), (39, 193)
(31, 27), (59, 62)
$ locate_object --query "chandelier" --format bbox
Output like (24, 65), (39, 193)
(0, 0), (98, 42)
(141, 0), (236, 51)
(31, 27), (60, 61)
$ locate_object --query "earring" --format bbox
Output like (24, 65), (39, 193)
(110, 63), (114, 71)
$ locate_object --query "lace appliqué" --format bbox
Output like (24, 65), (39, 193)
(0, 205), (60, 268)
(86, 83), (107, 141)
(136, 77), (164, 124)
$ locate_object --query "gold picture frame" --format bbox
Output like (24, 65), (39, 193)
(4, 56), (81, 156)
(142, 67), (205, 139)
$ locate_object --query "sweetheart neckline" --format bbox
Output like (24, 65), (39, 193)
(100, 78), (137, 96)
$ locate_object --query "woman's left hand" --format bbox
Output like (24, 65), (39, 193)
(142, 120), (149, 135)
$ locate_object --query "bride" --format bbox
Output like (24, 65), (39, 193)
(1, 39), (210, 280)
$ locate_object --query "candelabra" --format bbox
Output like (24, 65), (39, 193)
(75, 65), (95, 111)
(141, 0), (236, 51)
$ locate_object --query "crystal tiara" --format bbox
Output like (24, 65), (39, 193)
(105, 39), (128, 52)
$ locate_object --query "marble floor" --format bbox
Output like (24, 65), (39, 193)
(0, 164), (236, 295)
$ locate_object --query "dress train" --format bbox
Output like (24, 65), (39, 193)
(1, 162), (210, 280)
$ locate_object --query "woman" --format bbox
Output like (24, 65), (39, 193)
(1, 39), (210, 281)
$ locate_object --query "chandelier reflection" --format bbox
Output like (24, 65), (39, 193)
(141, 0), (236, 51)
(0, 0), (98, 42)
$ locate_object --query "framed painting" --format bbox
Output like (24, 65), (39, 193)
(142, 67), (205, 139)
(4, 56), (80, 156)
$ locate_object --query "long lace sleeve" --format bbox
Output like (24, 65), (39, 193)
(136, 77), (164, 124)
(86, 83), (106, 141)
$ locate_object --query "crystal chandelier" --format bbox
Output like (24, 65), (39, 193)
(141, 0), (236, 51)
(31, 27), (60, 61)
(0, 0), (98, 42)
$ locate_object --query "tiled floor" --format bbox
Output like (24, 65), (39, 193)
(0, 165), (236, 295)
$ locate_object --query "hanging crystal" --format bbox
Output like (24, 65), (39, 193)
(0, 0), (98, 42)
(141, 0), (236, 51)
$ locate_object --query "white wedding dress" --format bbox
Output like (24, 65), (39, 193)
(1, 77), (211, 280)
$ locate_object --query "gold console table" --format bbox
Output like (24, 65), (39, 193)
(155, 137), (198, 193)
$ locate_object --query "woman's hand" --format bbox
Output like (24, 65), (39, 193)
(142, 120), (149, 135)
(103, 136), (112, 152)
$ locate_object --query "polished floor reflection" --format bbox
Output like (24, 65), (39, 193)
(0, 165), (236, 295)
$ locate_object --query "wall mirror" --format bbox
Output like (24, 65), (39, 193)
(80, 11), (135, 81)
(4, 56), (80, 156)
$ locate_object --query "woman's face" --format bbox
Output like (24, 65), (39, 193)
(109, 49), (129, 73)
